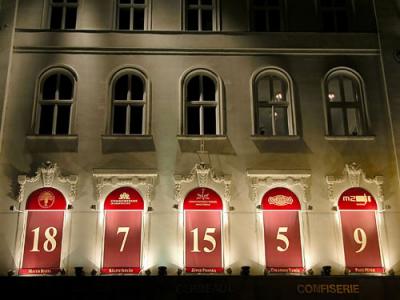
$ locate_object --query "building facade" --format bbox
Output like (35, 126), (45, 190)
(0, 0), (400, 296)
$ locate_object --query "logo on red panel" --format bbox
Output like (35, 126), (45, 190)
(268, 195), (294, 207)
(342, 194), (372, 206)
(262, 187), (301, 210)
(37, 191), (56, 209)
(338, 188), (377, 210)
(110, 192), (138, 206)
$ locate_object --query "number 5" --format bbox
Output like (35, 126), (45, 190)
(276, 227), (289, 252)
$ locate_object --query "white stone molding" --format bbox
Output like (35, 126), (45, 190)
(93, 169), (158, 205)
(326, 162), (384, 206)
(174, 163), (231, 207)
(246, 170), (311, 207)
(17, 161), (78, 204)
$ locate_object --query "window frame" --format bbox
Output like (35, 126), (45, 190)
(182, 0), (220, 32)
(109, 68), (150, 136)
(251, 67), (296, 137)
(47, 0), (79, 30)
(114, 0), (151, 31)
(317, 0), (355, 32)
(249, 0), (286, 32)
(34, 67), (77, 136)
(181, 69), (224, 136)
(323, 67), (369, 137)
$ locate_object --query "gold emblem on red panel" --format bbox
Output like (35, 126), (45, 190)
(268, 195), (293, 206)
(119, 192), (130, 200)
(37, 191), (56, 209)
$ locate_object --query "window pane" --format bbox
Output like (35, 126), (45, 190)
(59, 75), (73, 100)
(258, 107), (273, 135)
(52, 0), (63, 3)
(133, 8), (145, 30)
(56, 105), (71, 134)
(113, 106), (127, 134)
(268, 9), (281, 32)
(335, 0), (346, 7)
(320, 0), (333, 7)
(327, 77), (341, 102)
(268, 0), (280, 6)
(42, 74), (58, 100)
(114, 75), (129, 100)
(39, 105), (54, 135)
(322, 11), (335, 32)
(130, 106), (143, 134)
(336, 10), (348, 32)
(272, 77), (285, 102)
(202, 76), (215, 101)
(201, 9), (213, 31)
(347, 108), (361, 136)
(118, 8), (131, 30)
(131, 75), (144, 100)
(187, 9), (198, 30)
(188, 0), (198, 5)
(120, 0), (132, 4)
(203, 107), (216, 134)
(50, 7), (63, 30)
(187, 76), (200, 101)
(134, 0), (145, 4)
(253, 9), (266, 31)
(67, 0), (78, 3)
(329, 108), (345, 135)
(257, 77), (269, 102)
(65, 7), (77, 29)
(254, 0), (266, 6)
(201, 0), (213, 5)
(187, 107), (200, 134)
(274, 107), (289, 135)
(343, 78), (356, 102)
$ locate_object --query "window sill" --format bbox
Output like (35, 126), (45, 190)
(26, 135), (78, 152)
(101, 135), (155, 153)
(250, 135), (308, 153)
(177, 135), (234, 154)
(251, 135), (301, 141)
(324, 135), (376, 141)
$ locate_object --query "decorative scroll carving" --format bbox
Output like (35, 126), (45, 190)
(174, 163), (231, 205)
(17, 161), (78, 203)
(326, 163), (384, 203)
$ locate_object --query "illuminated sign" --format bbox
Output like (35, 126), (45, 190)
(338, 188), (384, 273)
(262, 187), (304, 273)
(101, 187), (144, 275)
(184, 187), (224, 273)
(20, 188), (66, 275)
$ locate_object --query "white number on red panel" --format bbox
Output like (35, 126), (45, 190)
(354, 228), (367, 253)
(30, 227), (58, 253)
(191, 227), (217, 253)
(117, 227), (130, 252)
(276, 227), (289, 252)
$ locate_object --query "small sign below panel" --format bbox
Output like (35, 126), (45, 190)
(20, 188), (67, 275)
(338, 188), (384, 274)
(262, 187), (304, 274)
(184, 187), (224, 274)
(101, 187), (144, 275)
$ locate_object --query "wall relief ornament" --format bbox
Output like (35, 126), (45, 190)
(17, 161), (78, 203)
(326, 162), (384, 204)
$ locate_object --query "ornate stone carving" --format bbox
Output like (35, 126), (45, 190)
(17, 161), (78, 203)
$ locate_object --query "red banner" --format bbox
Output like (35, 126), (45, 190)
(185, 189), (223, 274)
(20, 188), (66, 275)
(101, 187), (144, 275)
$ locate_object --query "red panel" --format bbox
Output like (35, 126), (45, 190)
(183, 187), (223, 210)
(25, 188), (66, 210)
(102, 211), (142, 274)
(261, 187), (301, 210)
(263, 210), (304, 273)
(20, 211), (65, 275)
(104, 187), (144, 210)
(340, 211), (384, 273)
(185, 210), (223, 273)
(338, 187), (377, 210)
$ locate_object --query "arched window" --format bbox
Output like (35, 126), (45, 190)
(111, 70), (147, 135)
(183, 70), (222, 135)
(253, 68), (296, 136)
(48, 0), (78, 30)
(36, 69), (76, 135)
(324, 69), (368, 136)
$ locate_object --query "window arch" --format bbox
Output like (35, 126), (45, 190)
(182, 69), (223, 135)
(110, 69), (148, 135)
(48, 0), (78, 30)
(35, 68), (76, 135)
(324, 68), (368, 136)
(252, 68), (296, 136)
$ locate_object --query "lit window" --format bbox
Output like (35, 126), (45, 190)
(325, 69), (368, 136)
(251, 0), (284, 32)
(320, 0), (350, 32)
(116, 0), (148, 30)
(36, 69), (75, 135)
(111, 71), (147, 135)
(49, 0), (78, 30)
(185, 0), (217, 31)
(253, 68), (296, 136)
(183, 71), (221, 135)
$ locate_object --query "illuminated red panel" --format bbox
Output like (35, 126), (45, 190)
(184, 187), (224, 273)
(262, 187), (304, 273)
(101, 187), (144, 275)
(339, 187), (384, 273)
(20, 188), (66, 275)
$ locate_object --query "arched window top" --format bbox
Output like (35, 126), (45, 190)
(183, 187), (223, 210)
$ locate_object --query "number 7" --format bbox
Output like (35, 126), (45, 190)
(117, 227), (130, 252)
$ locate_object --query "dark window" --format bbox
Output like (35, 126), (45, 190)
(251, 0), (283, 32)
(49, 0), (78, 30)
(185, 0), (215, 31)
(117, 0), (147, 30)
(320, 0), (349, 32)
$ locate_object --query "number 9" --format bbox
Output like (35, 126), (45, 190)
(353, 228), (367, 253)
